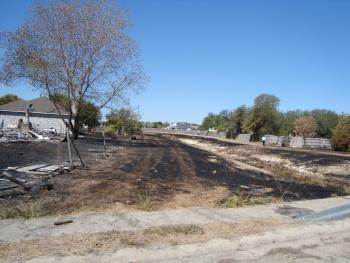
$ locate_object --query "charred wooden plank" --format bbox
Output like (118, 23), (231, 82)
(2, 171), (30, 191)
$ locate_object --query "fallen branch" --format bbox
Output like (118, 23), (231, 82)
(54, 219), (74, 226)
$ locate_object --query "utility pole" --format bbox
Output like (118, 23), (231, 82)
(66, 127), (73, 168)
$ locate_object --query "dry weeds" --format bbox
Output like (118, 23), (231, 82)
(0, 219), (286, 260)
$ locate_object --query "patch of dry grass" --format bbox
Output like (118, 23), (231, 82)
(136, 190), (157, 211)
(219, 194), (280, 208)
(0, 220), (286, 260)
(143, 224), (204, 236)
(0, 199), (47, 219)
(343, 185), (350, 195)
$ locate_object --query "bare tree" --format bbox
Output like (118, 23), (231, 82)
(0, 0), (146, 138)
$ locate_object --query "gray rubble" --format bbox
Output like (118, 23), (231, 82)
(0, 127), (59, 143)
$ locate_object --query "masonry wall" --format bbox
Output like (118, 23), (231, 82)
(235, 133), (251, 142)
(265, 135), (332, 150)
(142, 128), (226, 138)
(0, 111), (68, 134)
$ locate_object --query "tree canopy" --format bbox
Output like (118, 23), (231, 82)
(49, 93), (101, 130)
(0, 94), (20, 105)
(106, 108), (140, 135)
(244, 94), (280, 140)
(293, 116), (317, 138)
(200, 93), (343, 141)
(0, 0), (145, 138)
(331, 115), (350, 151)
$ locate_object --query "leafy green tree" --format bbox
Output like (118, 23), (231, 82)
(77, 102), (101, 130)
(147, 121), (170, 128)
(152, 121), (163, 128)
(216, 110), (230, 132)
(106, 108), (140, 136)
(200, 111), (228, 131)
(0, 94), (19, 105)
(278, 110), (306, 136)
(201, 113), (218, 130)
(244, 94), (280, 141)
(226, 105), (249, 137)
(310, 109), (339, 138)
(49, 93), (100, 131)
(331, 115), (350, 151)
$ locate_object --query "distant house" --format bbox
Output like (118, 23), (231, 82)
(167, 122), (199, 131)
(0, 97), (68, 134)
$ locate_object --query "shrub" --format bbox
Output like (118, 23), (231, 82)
(331, 131), (350, 151)
(219, 194), (279, 208)
(0, 200), (47, 219)
(104, 125), (116, 138)
(331, 116), (350, 151)
(136, 190), (157, 210)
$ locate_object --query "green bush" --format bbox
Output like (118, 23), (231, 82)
(104, 125), (116, 138)
(331, 116), (350, 151)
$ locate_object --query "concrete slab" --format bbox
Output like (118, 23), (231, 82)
(1, 196), (349, 242)
(15, 217), (350, 263)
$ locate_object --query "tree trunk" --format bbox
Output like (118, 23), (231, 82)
(251, 132), (259, 142)
(70, 98), (79, 140)
(66, 118), (79, 140)
(71, 125), (79, 140)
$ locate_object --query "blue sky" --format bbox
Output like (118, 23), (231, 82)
(0, 0), (349, 124)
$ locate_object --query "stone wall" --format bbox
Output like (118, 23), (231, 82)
(235, 133), (251, 141)
(0, 111), (68, 134)
(289, 137), (305, 148)
(304, 137), (332, 149)
(142, 128), (225, 138)
(142, 128), (332, 150)
(266, 135), (332, 150)
(265, 135), (280, 144)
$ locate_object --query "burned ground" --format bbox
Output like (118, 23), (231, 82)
(0, 135), (118, 171)
(0, 133), (349, 217)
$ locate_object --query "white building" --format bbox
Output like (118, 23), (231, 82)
(0, 97), (69, 134)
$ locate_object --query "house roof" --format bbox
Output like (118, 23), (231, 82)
(0, 97), (68, 114)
